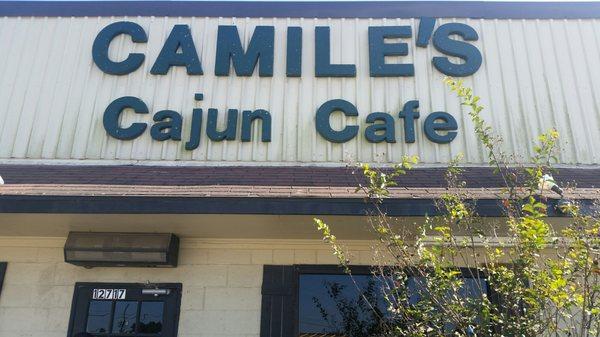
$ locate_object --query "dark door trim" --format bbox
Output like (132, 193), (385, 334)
(0, 262), (6, 297)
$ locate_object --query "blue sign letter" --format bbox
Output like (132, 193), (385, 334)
(241, 109), (272, 142)
(365, 112), (396, 143)
(369, 26), (414, 77)
(424, 111), (458, 143)
(316, 99), (359, 143)
(286, 27), (303, 77)
(432, 23), (482, 77)
(103, 96), (148, 140)
(150, 110), (183, 141)
(93, 21), (147, 75)
(151, 25), (203, 75)
(215, 26), (274, 77)
(207, 108), (239, 141)
(315, 27), (356, 77)
(399, 100), (420, 143)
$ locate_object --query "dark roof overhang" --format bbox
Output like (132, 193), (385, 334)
(0, 165), (598, 216)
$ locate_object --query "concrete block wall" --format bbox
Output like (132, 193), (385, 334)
(0, 237), (374, 337)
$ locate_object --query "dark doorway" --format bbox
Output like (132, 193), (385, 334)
(67, 282), (182, 337)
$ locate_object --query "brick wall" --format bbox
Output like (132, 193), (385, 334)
(0, 237), (374, 337)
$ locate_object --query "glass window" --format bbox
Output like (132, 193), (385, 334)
(407, 276), (488, 304)
(112, 301), (138, 334)
(138, 301), (164, 334)
(298, 271), (490, 337)
(299, 274), (391, 337)
(86, 301), (112, 334)
(407, 276), (489, 334)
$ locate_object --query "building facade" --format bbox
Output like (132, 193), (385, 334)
(0, 1), (599, 337)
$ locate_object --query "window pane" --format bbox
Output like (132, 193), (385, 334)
(299, 274), (390, 337)
(298, 273), (490, 337)
(407, 276), (488, 304)
(407, 275), (489, 334)
(112, 301), (138, 334)
(460, 277), (488, 299)
(407, 276), (427, 305)
(138, 301), (164, 334)
(86, 300), (112, 333)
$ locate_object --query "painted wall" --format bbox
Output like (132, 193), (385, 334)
(1, 16), (599, 165)
(0, 237), (376, 337)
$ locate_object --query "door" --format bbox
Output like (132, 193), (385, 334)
(67, 282), (182, 337)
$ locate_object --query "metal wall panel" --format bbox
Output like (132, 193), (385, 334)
(0, 17), (598, 165)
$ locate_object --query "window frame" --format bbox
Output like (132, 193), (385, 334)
(66, 282), (182, 337)
(260, 264), (497, 337)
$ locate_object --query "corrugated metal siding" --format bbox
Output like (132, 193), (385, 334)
(0, 17), (599, 165)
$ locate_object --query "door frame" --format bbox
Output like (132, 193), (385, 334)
(66, 282), (182, 337)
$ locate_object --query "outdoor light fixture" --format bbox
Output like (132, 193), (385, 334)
(537, 174), (576, 216)
(539, 174), (563, 196)
(64, 232), (179, 268)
